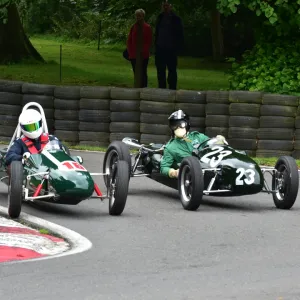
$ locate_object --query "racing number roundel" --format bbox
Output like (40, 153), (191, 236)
(62, 161), (87, 171)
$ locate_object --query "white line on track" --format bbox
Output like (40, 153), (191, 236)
(0, 206), (92, 265)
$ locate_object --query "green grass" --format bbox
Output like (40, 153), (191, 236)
(0, 35), (230, 90)
(39, 228), (50, 234)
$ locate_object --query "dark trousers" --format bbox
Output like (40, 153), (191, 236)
(131, 58), (149, 88)
(155, 47), (178, 90)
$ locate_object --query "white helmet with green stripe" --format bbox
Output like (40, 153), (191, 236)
(19, 109), (43, 140)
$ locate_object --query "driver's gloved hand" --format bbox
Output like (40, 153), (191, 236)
(168, 168), (179, 178)
(215, 135), (228, 145)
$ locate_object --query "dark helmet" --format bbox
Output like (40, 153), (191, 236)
(168, 109), (190, 135)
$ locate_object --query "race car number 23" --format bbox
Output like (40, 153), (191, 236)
(200, 146), (232, 167)
(235, 168), (255, 185)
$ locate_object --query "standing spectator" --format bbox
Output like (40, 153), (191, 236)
(155, 1), (184, 90)
(127, 9), (152, 88)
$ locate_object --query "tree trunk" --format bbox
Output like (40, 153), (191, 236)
(0, 3), (44, 63)
(210, 9), (224, 62)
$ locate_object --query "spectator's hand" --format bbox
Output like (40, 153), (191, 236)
(169, 168), (179, 178)
(22, 152), (31, 164)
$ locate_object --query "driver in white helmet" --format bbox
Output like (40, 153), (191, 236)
(5, 108), (64, 168)
(160, 109), (227, 178)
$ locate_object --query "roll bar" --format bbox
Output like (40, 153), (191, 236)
(8, 102), (49, 150)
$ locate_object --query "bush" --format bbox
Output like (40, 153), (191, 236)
(229, 40), (300, 95)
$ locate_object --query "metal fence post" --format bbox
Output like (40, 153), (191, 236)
(60, 45), (62, 83)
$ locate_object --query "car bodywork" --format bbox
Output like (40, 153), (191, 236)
(0, 102), (129, 218)
(104, 137), (299, 211)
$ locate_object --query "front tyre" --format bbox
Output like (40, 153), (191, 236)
(103, 141), (131, 188)
(272, 156), (299, 209)
(178, 156), (204, 211)
(109, 160), (130, 216)
(8, 161), (23, 218)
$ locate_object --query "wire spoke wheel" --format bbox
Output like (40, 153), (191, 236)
(108, 160), (129, 216)
(103, 141), (131, 188)
(272, 156), (299, 209)
(178, 156), (204, 211)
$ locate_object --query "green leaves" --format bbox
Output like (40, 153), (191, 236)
(228, 40), (300, 94)
(217, 0), (300, 34)
(0, 0), (11, 24)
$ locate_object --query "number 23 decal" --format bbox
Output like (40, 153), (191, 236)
(235, 168), (255, 185)
(200, 146), (256, 185)
(200, 146), (232, 167)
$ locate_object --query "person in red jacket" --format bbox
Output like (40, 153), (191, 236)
(127, 9), (152, 87)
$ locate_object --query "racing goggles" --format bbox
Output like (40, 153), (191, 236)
(170, 120), (187, 131)
(21, 120), (42, 132)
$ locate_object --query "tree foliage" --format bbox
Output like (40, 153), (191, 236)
(218, 0), (300, 94)
(217, 0), (300, 38)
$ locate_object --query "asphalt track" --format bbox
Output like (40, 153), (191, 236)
(1, 150), (300, 300)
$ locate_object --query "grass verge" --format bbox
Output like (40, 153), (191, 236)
(0, 35), (230, 91)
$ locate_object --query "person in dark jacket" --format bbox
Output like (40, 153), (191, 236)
(5, 108), (64, 168)
(154, 1), (184, 90)
(127, 8), (152, 88)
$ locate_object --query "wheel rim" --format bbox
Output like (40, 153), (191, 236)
(105, 150), (119, 176)
(8, 182), (11, 206)
(109, 174), (117, 207)
(275, 165), (288, 201)
(180, 165), (193, 203)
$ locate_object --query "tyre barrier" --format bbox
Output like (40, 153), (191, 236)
(0, 80), (300, 157)
(227, 91), (262, 156)
(257, 93), (298, 158)
(205, 90), (229, 139)
(110, 88), (141, 144)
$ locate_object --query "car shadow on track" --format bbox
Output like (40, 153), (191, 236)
(128, 188), (298, 213)
(0, 194), (139, 220)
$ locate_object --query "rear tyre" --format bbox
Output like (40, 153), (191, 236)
(272, 156), (299, 209)
(103, 141), (131, 188)
(178, 156), (204, 211)
(109, 160), (129, 216)
(8, 161), (23, 218)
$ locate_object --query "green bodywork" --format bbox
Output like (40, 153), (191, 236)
(138, 141), (264, 196)
(0, 148), (95, 205)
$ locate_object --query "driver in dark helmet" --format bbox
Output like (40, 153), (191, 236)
(160, 109), (226, 178)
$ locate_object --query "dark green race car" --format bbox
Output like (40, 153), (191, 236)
(103, 136), (299, 211)
(0, 102), (129, 219)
